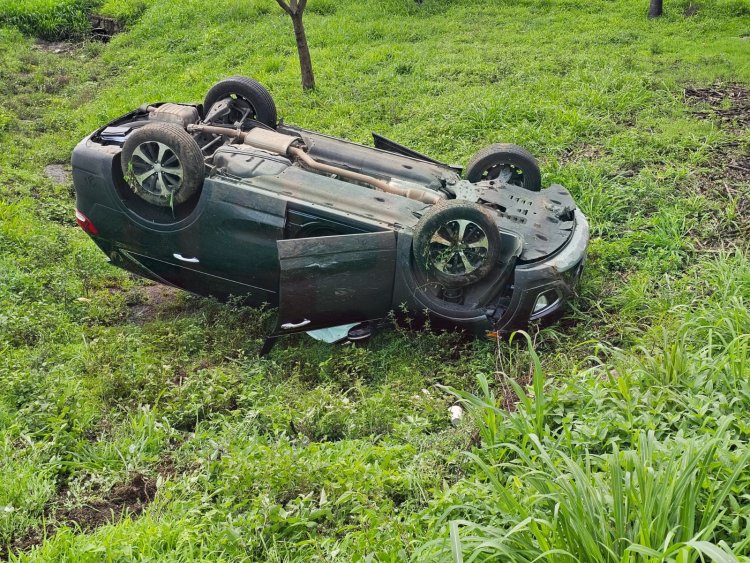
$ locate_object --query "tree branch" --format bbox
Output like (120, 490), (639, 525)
(274, 0), (293, 15)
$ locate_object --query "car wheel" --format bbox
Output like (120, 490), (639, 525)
(121, 123), (204, 207)
(465, 143), (541, 191)
(203, 76), (277, 128)
(412, 200), (501, 288)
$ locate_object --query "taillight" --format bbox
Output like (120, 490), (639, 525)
(75, 209), (98, 235)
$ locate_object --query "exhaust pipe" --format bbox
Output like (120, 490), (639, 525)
(286, 147), (442, 204)
(187, 124), (444, 205)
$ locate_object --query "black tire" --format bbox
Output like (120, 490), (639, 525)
(412, 200), (501, 288)
(465, 143), (542, 191)
(203, 76), (277, 128)
(121, 123), (205, 207)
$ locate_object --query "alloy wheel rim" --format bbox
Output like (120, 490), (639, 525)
(129, 141), (184, 198)
(427, 219), (489, 276)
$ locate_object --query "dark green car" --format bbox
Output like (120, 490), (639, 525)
(72, 76), (588, 336)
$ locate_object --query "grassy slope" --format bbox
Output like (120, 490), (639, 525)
(0, 0), (749, 560)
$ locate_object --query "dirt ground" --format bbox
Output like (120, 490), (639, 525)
(4, 474), (157, 558)
(684, 83), (750, 133)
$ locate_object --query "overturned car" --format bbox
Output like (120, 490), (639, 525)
(72, 76), (588, 336)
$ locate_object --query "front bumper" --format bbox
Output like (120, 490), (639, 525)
(493, 209), (589, 332)
(393, 209), (589, 334)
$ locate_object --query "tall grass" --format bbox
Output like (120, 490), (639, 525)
(420, 428), (748, 561)
(97, 0), (150, 25)
(0, 0), (150, 39)
(426, 272), (750, 560)
(0, 0), (97, 40)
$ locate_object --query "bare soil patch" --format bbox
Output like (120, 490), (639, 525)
(684, 83), (750, 131)
(34, 40), (77, 54)
(690, 141), (749, 250)
(3, 474), (157, 559)
(2, 524), (55, 559)
(722, 147), (750, 186)
(558, 143), (602, 165)
(156, 456), (178, 478)
(58, 474), (156, 531)
(44, 164), (69, 184)
(127, 284), (180, 324)
(682, 84), (750, 249)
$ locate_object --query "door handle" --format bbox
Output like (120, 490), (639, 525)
(281, 319), (311, 330)
(173, 253), (199, 263)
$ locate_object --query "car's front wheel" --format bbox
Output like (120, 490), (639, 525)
(121, 123), (205, 207)
(412, 200), (501, 288)
(465, 143), (541, 191)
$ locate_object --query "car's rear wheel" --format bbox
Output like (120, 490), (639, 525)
(465, 143), (541, 191)
(412, 200), (501, 288)
(203, 76), (277, 128)
(121, 123), (204, 207)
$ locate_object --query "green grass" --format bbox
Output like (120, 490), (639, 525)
(0, 0), (749, 560)
(0, 0), (96, 39)
(427, 268), (750, 559)
(96, 0), (149, 24)
(0, 0), (154, 38)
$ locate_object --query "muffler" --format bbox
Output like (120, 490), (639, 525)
(187, 124), (444, 205)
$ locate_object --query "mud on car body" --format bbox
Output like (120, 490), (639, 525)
(72, 76), (588, 336)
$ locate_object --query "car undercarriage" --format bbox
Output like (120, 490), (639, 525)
(72, 76), (589, 336)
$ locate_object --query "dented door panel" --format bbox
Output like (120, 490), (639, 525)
(277, 232), (397, 332)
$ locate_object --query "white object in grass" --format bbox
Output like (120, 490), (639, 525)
(449, 405), (464, 426)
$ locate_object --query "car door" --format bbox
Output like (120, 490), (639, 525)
(276, 231), (397, 333)
(117, 178), (283, 305)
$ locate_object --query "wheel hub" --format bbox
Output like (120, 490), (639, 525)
(485, 163), (524, 186)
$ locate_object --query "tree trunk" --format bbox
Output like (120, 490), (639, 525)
(291, 13), (315, 90)
(648, 0), (663, 18)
